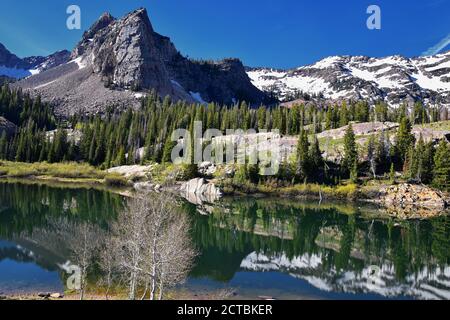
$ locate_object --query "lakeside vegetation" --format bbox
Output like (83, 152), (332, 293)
(0, 84), (450, 197)
(0, 161), (129, 188)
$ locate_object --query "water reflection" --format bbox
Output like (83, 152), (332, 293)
(0, 182), (449, 299)
(0, 182), (123, 294)
(189, 198), (450, 299)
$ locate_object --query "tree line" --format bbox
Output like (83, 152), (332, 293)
(0, 84), (449, 190)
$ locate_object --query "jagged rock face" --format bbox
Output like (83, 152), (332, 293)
(248, 53), (450, 107)
(23, 50), (71, 73)
(75, 9), (173, 95)
(13, 8), (269, 116)
(70, 8), (269, 106)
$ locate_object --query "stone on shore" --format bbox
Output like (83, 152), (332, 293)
(180, 178), (222, 205)
(107, 165), (154, 179)
(380, 183), (448, 218)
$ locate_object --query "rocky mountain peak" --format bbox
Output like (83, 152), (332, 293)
(86, 12), (115, 38)
(67, 7), (269, 105)
(13, 8), (270, 117)
(123, 8), (154, 32)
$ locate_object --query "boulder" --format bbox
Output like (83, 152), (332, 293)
(180, 178), (222, 205)
(198, 161), (217, 176)
(37, 292), (50, 298)
(380, 183), (448, 218)
(50, 293), (64, 299)
(107, 165), (154, 179)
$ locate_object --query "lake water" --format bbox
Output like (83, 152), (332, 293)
(0, 182), (449, 300)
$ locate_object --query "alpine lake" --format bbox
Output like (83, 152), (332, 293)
(0, 181), (449, 300)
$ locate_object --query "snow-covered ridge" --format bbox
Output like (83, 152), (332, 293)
(247, 52), (450, 107)
(0, 43), (70, 80)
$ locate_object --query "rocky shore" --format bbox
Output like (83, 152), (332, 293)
(377, 183), (449, 219)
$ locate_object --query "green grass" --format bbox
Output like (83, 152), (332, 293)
(0, 161), (107, 179)
(271, 183), (359, 199)
(104, 173), (130, 187)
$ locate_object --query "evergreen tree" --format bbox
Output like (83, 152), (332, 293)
(162, 135), (176, 164)
(350, 159), (358, 183)
(389, 163), (396, 184)
(432, 140), (450, 191)
(296, 127), (310, 181)
(375, 132), (389, 173)
(342, 124), (357, 176)
(0, 131), (7, 159)
(395, 116), (415, 164)
(308, 135), (324, 181)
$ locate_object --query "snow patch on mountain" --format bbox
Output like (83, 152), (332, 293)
(247, 52), (450, 107)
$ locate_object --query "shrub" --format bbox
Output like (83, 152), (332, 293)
(104, 174), (129, 187)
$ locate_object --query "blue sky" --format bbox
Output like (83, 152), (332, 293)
(0, 0), (449, 69)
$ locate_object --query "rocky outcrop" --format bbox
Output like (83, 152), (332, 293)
(317, 122), (399, 140)
(15, 8), (270, 116)
(380, 184), (448, 218)
(180, 178), (222, 205)
(23, 50), (71, 73)
(107, 164), (154, 179)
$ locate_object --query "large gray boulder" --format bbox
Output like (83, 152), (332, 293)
(180, 178), (222, 205)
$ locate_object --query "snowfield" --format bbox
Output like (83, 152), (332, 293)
(247, 51), (450, 106)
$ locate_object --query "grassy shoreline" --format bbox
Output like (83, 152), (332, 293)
(0, 161), (130, 189)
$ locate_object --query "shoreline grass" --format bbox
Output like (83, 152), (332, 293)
(0, 161), (131, 191)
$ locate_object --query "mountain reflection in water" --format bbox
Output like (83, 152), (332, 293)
(0, 182), (449, 299)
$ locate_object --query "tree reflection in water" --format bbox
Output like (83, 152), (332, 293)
(0, 183), (449, 299)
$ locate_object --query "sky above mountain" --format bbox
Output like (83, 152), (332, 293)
(0, 0), (449, 69)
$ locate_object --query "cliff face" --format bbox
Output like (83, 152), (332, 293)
(13, 8), (270, 116)
(71, 8), (270, 106)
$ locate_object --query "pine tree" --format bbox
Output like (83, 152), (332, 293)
(350, 159), (358, 183)
(367, 134), (376, 178)
(162, 135), (176, 164)
(395, 116), (415, 164)
(308, 135), (324, 181)
(115, 146), (126, 166)
(0, 131), (7, 159)
(296, 127), (310, 181)
(375, 132), (389, 173)
(432, 140), (450, 191)
(403, 145), (416, 179)
(343, 123), (357, 176)
(389, 163), (396, 184)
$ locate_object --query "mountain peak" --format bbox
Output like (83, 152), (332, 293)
(248, 52), (450, 107)
(13, 7), (270, 116)
(121, 7), (154, 32)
